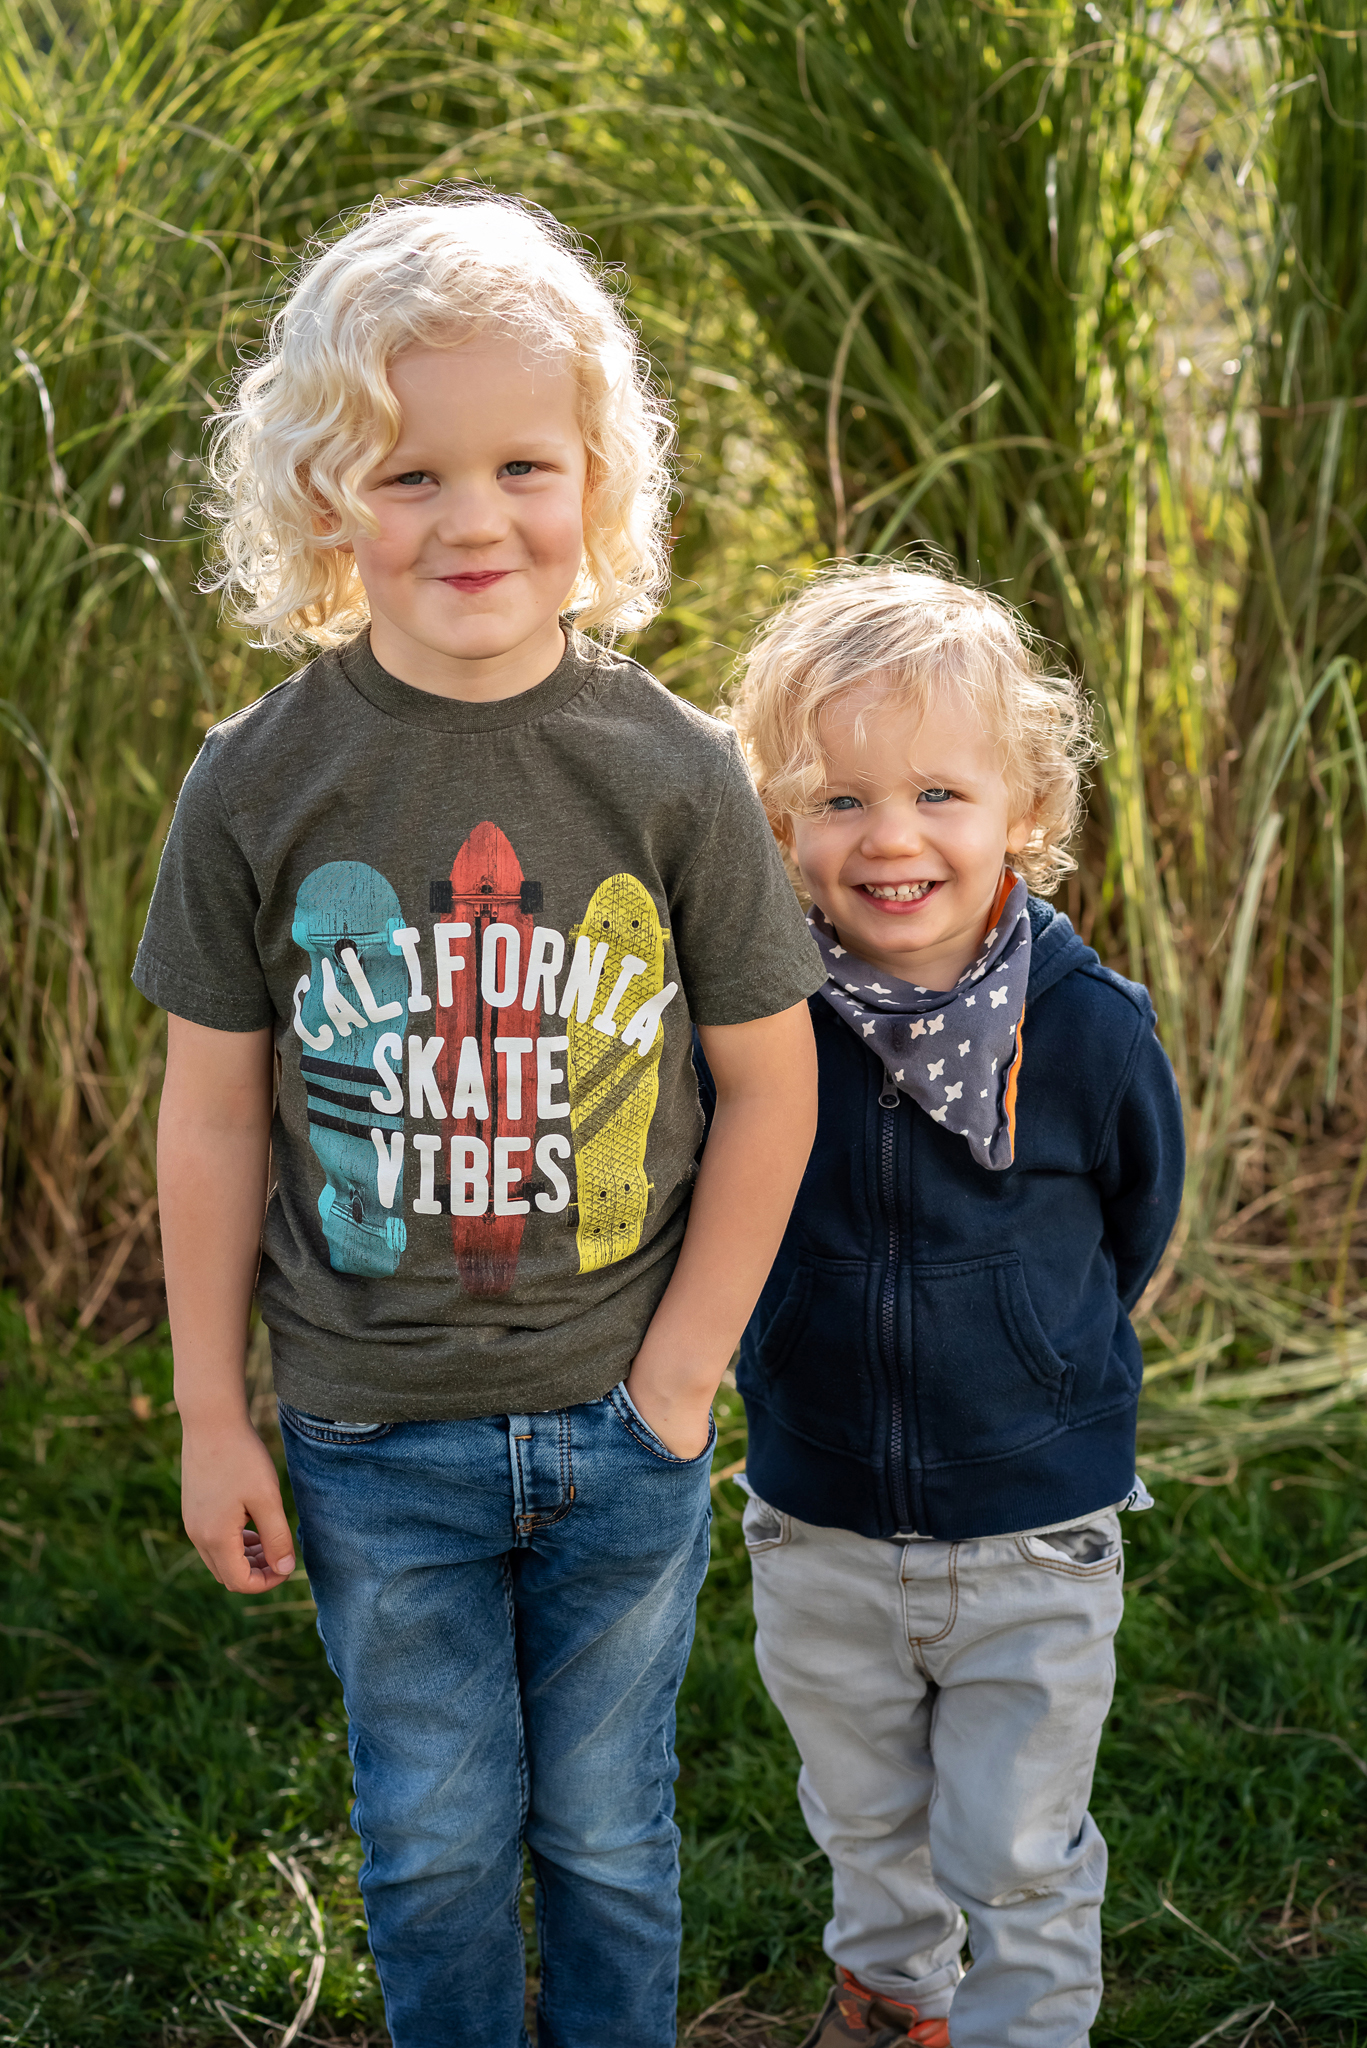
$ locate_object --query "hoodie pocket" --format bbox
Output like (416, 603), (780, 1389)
(911, 1252), (1073, 1469)
(747, 1255), (878, 1458)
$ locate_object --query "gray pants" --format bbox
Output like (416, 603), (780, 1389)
(743, 1492), (1124, 2048)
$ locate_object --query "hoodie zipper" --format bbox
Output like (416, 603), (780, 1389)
(879, 1093), (912, 1530)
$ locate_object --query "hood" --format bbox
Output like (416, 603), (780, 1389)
(1025, 897), (1101, 1004)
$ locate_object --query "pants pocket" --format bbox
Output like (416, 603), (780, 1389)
(1015, 1511), (1122, 1576)
(741, 1489), (791, 1554)
(277, 1401), (395, 1446)
(609, 1382), (717, 1466)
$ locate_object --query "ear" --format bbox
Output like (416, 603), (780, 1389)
(311, 513), (349, 552)
(307, 476), (348, 549)
(1005, 805), (1037, 857)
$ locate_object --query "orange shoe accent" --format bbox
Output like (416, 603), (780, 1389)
(839, 1971), (952, 2048)
(835, 1970), (876, 2031)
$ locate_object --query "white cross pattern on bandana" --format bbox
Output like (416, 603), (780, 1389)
(807, 873), (1031, 1170)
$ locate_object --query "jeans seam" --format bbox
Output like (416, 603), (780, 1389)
(514, 1411), (576, 1532)
(1018, 1558), (1123, 1577)
(518, 1504), (574, 1530)
(904, 1542), (960, 1647)
(502, 1552), (530, 2042)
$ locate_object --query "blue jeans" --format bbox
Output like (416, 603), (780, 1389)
(280, 1385), (715, 2048)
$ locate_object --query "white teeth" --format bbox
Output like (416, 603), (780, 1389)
(863, 881), (935, 901)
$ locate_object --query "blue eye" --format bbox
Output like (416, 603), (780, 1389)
(393, 470), (429, 487)
(502, 460), (536, 477)
(827, 795), (861, 812)
(918, 787), (954, 804)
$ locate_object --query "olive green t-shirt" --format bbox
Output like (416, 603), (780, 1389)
(134, 631), (823, 1420)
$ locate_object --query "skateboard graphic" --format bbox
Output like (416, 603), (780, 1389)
(291, 861), (409, 1277)
(567, 873), (670, 1274)
(434, 823), (542, 1297)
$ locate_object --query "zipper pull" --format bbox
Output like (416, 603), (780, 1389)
(878, 1072), (901, 1110)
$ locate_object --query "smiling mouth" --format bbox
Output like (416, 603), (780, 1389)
(441, 570), (511, 591)
(860, 880), (941, 902)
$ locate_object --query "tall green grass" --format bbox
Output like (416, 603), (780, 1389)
(2, 0), (1365, 1419)
(1231, 5), (1367, 1119)
(0, 3), (515, 1317)
(0, 0), (452, 1327)
(440, 0), (1367, 1409)
(0, 0), (822, 1328)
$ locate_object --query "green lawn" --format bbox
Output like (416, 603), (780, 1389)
(3, 1301), (1365, 2046)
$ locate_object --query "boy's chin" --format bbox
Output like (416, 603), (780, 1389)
(843, 911), (957, 980)
(401, 611), (564, 667)
(846, 899), (943, 947)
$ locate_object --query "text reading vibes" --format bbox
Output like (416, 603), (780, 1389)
(291, 917), (678, 1222)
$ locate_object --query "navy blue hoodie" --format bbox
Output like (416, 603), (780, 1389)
(698, 898), (1184, 1541)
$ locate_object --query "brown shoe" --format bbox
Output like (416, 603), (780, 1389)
(799, 1969), (952, 2048)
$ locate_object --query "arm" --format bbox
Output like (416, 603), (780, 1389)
(159, 1013), (295, 1593)
(625, 1000), (818, 1457)
(1096, 1012), (1186, 1311)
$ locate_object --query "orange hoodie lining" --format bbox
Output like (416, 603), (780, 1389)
(995, 870), (1024, 1156)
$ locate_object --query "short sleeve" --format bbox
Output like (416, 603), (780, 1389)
(669, 731), (824, 1026)
(132, 740), (274, 1030)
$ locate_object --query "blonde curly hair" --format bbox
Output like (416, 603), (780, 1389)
(202, 189), (674, 650)
(729, 562), (1098, 894)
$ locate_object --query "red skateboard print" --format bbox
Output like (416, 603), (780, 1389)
(433, 824), (542, 1297)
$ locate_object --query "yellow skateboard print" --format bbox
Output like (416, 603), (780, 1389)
(567, 874), (670, 1274)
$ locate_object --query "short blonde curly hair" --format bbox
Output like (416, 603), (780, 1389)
(730, 562), (1098, 894)
(203, 189), (674, 650)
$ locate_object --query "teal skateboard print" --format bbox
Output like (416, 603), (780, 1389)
(291, 861), (409, 1276)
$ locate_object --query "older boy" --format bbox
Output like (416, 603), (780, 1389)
(138, 196), (822, 2048)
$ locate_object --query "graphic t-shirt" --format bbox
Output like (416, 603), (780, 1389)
(134, 631), (823, 1421)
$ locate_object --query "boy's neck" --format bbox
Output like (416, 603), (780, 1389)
(366, 614), (569, 703)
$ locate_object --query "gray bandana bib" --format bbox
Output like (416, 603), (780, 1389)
(809, 872), (1030, 1169)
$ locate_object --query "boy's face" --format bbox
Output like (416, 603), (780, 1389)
(789, 680), (1033, 992)
(346, 339), (588, 700)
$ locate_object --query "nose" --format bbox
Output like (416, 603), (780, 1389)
(859, 796), (926, 858)
(434, 479), (510, 551)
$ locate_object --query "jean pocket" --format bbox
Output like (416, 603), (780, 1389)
(1015, 1512), (1122, 1577)
(741, 1490), (790, 1554)
(277, 1401), (395, 1447)
(609, 1382), (717, 1466)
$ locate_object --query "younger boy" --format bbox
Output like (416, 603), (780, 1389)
(135, 194), (823, 2048)
(711, 565), (1184, 2048)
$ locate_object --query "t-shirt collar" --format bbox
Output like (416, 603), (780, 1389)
(336, 625), (598, 732)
